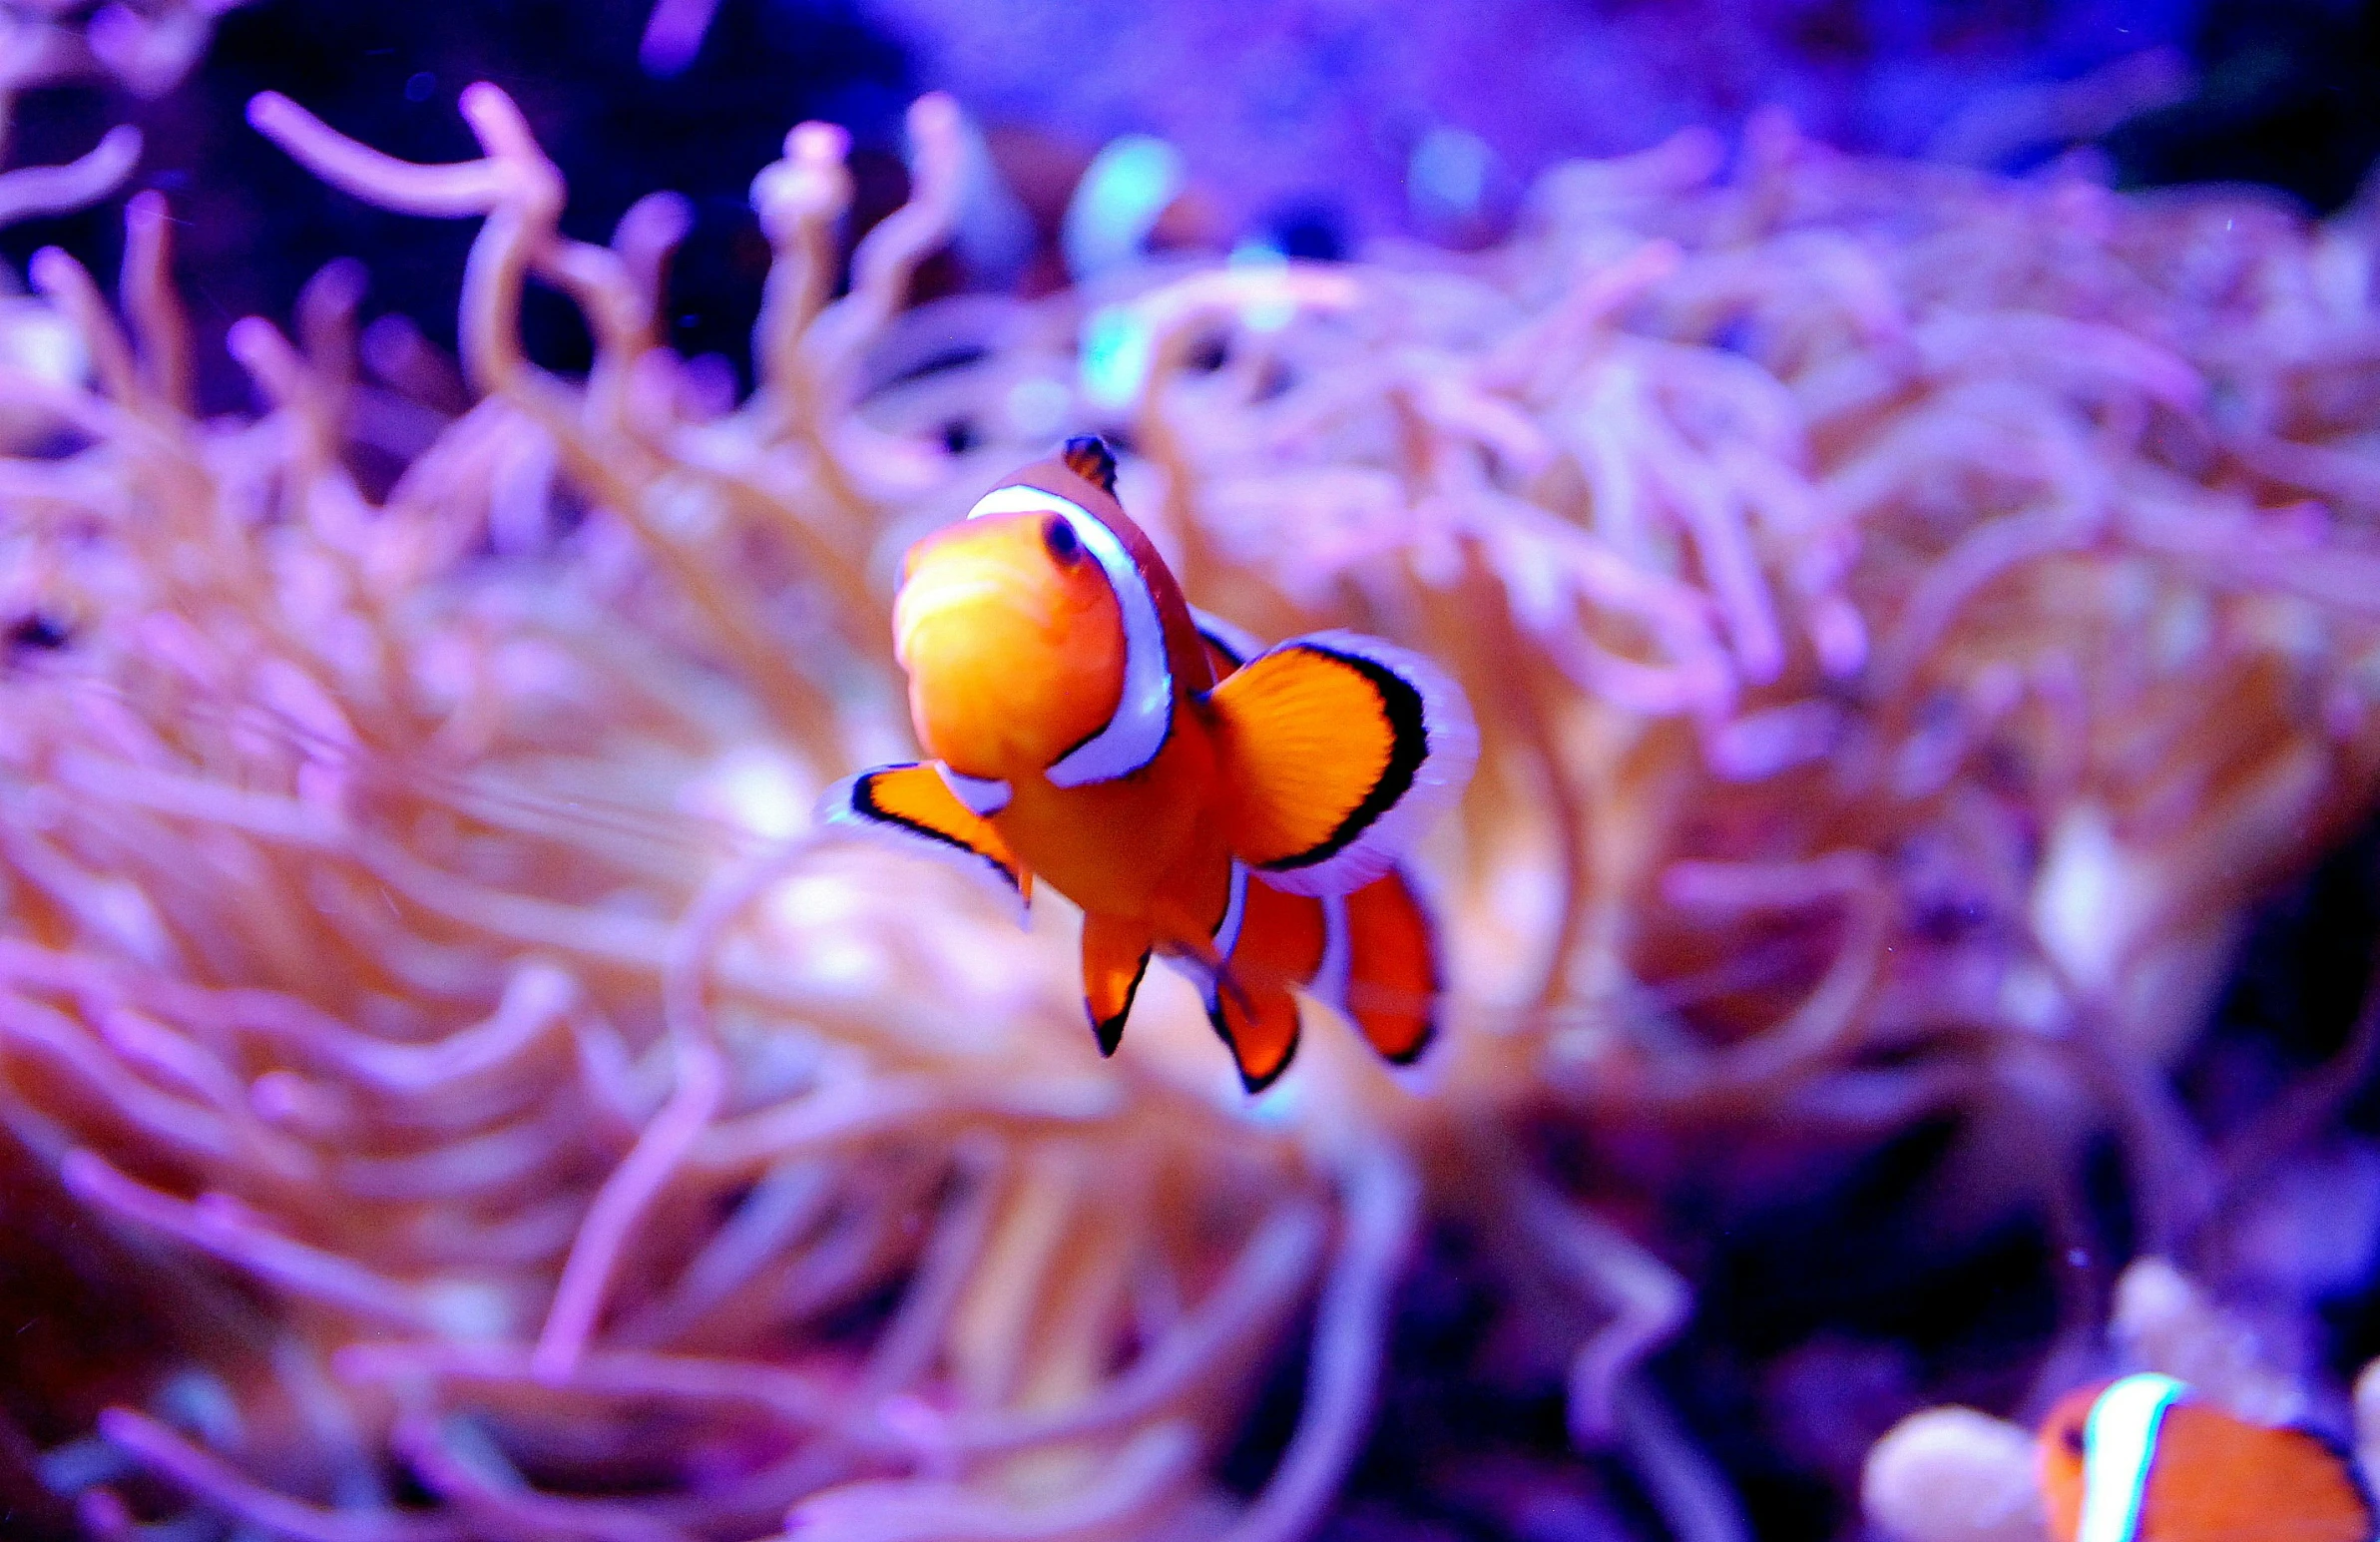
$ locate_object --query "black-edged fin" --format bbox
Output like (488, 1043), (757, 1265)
(1335, 867), (1440, 1064)
(1208, 979), (1303, 1093)
(1193, 861), (1310, 1093)
(1081, 912), (1154, 1056)
(1062, 434), (1118, 493)
(819, 763), (1031, 920)
(1208, 630), (1479, 896)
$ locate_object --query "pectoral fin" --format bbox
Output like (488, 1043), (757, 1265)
(819, 763), (1030, 918)
(1205, 631), (1477, 896)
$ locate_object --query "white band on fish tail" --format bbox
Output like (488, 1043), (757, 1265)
(2079, 1373), (2185, 1542)
(966, 483), (1173, 785)
(1212, 860), (1251, 963)
(1315, 892), (1352, 1011)
(1200, 861), (1254, 1017)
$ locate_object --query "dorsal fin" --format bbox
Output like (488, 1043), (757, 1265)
(1062, 434), (1118, 494)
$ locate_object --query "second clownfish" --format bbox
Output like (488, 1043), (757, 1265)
(2037, 1373), (2374, 1542)
(822, 436), (1477, 1090)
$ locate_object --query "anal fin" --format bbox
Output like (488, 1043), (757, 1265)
(819, 763), (1031, 917)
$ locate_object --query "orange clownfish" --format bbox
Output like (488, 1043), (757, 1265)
(2038, 1374), (2374, 1542)
(821, 436), (1477, 1091)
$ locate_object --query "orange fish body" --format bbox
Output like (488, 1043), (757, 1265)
(2037, 1374), (2373, 1542)
(825, 437), (1474, 1089)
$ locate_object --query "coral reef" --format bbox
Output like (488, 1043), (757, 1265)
(5, 39), (2380, 1542)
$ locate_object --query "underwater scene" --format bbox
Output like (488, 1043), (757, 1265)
(2, 1), (2379, 1538)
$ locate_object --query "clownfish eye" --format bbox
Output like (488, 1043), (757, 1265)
(1042, 513), (1084, 566)
(2061, 1422), (2087, 1456)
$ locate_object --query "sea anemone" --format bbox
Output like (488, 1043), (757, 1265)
(5, 35), (2380, 1541)
(1864, 1257), (2380, 1542)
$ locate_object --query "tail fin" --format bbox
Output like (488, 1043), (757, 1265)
(1203, 631), (1476, 897)
(1327, 865), (1440, 1065)
(1203, 862), (1442, 1089)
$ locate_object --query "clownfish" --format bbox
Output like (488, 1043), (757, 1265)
(2037, 1374), (2374, 1542)
(821, 436), (1476, 1091)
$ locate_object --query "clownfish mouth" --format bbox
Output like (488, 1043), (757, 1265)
(892, 537), (1126, 777)
(892, 562), (1068, 677)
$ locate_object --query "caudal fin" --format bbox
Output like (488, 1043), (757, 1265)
(1329, 866), (1440, 1065)
(1203, 631), (1476, 897)
(1203, 862), (1443, 1089)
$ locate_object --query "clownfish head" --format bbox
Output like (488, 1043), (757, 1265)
(2035, 1374), (2374, 1542)
(893, 451), (1132, 781)
(2037, 1382), (2099, 1517)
